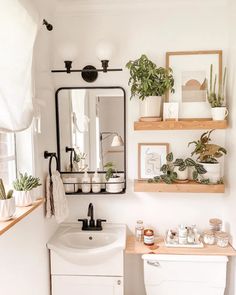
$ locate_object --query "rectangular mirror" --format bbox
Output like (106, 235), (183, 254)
(55, 87), (126, 194)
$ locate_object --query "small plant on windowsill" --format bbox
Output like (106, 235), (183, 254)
(148, 152), (207, 184)
(13, 173), (41, 207)
(188, 130), (227, 184)
(0, 179), (15, 221)
(104, 162), (123, 194)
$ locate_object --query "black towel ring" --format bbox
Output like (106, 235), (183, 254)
(44, 151), (59, 177)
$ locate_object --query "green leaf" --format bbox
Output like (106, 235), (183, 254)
(178, 164), (186, 171)
(185, 158), (196, 167)
(192, 170), (198, 180)
(166, 152), (173, 162)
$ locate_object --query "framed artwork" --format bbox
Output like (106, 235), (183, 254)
(163, 102), (179, 121)
(138, 143), (169, 180)
(166, 50), (222, 119)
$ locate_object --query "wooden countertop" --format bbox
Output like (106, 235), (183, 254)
(0, 199), (44, 236)
(126, 236), (236, 256)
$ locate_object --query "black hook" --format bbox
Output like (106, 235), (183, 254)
(43, 19), (53, 31)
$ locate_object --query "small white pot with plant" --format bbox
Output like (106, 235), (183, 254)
(104, 162), (123, 193)
(73, 148), (87, 172)
(188, 130), (226, 184)
(126, 54), (175, 120)
(207, 64), (228, 121)
(0, 179), (15, 221)
(13, 173), (41, 207)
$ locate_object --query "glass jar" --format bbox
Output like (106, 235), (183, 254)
(215, 231), (229, 248)
(209, 218), (222, 232)
(144, 229), (154, 246)
(135, 220), (144, 242)
(203, 230), (215, 245)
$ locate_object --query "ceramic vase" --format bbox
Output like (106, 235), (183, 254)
(211, 107), (228, 121)
(14, 190), (34, 207)
(139, 96), (162, 119)
(106, 175), (123, 193)
(0, 198), (16, 221)
(200, 162), (221, 183)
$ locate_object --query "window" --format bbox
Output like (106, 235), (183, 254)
(0, 133), (16, 188)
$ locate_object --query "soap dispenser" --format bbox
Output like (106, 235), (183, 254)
(92, 171), (101, 193)
(81, 171), (91, 193)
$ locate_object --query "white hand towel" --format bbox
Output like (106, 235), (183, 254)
(46, 171), (69, 223)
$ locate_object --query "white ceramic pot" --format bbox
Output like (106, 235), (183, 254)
(174, 167), (188, 180)
(14, 191), (34, 207)
(0, 198), (16, 221)
(211, 107), (228, 121)
(200, 162), (221, 183)
(106, 176), (123, 193)
(139, 96), (162, 118)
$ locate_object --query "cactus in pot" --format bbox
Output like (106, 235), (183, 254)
(0, 179), (16, 221)
(13, 173), (41, 207)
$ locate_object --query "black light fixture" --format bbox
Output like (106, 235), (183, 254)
(51, 41), (122, 82)
(43, 19), (53, 31)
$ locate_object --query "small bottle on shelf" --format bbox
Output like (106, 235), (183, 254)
(135, 220), (144, 242)
(92, 171), (101, 193)
(81, 171), (91, 193)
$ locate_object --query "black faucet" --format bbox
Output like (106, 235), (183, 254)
(78, 203), (106, 231)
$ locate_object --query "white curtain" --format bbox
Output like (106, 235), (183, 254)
(0, 0), (39, 132)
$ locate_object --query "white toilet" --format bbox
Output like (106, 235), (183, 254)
(142, 254), (228, 295)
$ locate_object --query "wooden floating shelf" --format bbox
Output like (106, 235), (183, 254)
(126, 236), (236, 256)
(134, 180), (225, 193)
(134, 119), (227, 131)
(0, 199), (44, 236)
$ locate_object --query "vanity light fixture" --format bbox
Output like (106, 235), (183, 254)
(51, 41), (122, 82)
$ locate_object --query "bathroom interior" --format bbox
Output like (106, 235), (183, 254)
(1, 0), (236, 294)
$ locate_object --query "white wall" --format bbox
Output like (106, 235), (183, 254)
(42, 1), (230, 294)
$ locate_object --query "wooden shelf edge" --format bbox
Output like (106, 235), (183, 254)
(126, 236), (236, 256)
(134, 119), (227, 131)
(134, 180), (225, 193)
(0, 199), (44, 236)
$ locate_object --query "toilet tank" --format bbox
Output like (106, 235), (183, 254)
(142, 254), (228, 295)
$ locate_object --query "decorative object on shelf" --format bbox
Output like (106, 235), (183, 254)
(13, 173), (41, 207)
(104, 162), (123, 193)
(163, 102), (179, 121)
(188, 129), (227, 183)
(215, 231), (229, 248)
(73, 148), (87, 172)
(144, 229), (155, 246)
(0, 179), (15, 221)
(81, 171), (91, 193)
(209, 218), (222, 232)
(207, 64), (228, 120)
(166, 50), (222, 119)
(92, 171), (102, 193)
(135, 220), (144, 242)
(203, 230), (215, 245)
(62, 176), (80, 193)
(138, 143), (169, 180)
(126, 54), (174, 120)
(148, 152), (206, 184)
(52, 41), (122, 82)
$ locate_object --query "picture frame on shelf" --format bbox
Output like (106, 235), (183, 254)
(138, 143), (169, 180)
(166, 50), (222, 119)
(163, 102), (179, 121)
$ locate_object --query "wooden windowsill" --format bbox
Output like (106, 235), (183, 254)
(126, 236), (236, 256)
(0, 199), (44, 236)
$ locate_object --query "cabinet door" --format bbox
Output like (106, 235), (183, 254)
(52, 275), (123, 295)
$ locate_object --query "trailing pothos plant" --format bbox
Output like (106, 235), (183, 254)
(126, 54), (175, 101)
(148, 152), (207, 184)
(188, 129), (227, 164)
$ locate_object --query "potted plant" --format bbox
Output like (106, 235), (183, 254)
(73, 148), (87, 172)
(207, 64), (228, 120)
(13, 173), (41, 206)
(104, 162), (123, 193)
(188, 130), (227, 183)
(0, 179), (15, 221)
(126, 54), (174, 120)
(148, 153), (206, 184)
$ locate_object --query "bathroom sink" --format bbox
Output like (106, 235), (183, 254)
(47, 223), (126, 264)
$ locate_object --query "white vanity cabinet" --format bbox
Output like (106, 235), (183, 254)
(50, 248), (124, 295)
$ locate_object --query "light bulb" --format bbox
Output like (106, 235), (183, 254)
(96, 41), (114, 61)
(57, 43), (78, 61)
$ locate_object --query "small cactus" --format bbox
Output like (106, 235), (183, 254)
(0, 179), (13, 200)
(13, 173), (41, 192)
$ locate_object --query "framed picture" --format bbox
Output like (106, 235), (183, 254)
(163, 102), (179, 121)
(166, 50), (222, 119)
(138, 143), (169, 180)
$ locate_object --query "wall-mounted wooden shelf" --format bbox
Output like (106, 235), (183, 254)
(134, 119), (227, 131)
(0, 199), (44, 236)
(134, 180), (225, 193)
(126, 236), (236, 256)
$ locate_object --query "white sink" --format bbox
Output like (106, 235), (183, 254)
(47, 223), (126, 264)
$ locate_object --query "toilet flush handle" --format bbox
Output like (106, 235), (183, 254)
(147, 260), (160, 267)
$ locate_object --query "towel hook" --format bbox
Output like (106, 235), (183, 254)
(44, 151), (59, 177)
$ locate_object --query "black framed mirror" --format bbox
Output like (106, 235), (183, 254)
(55, 86), (126, 194)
